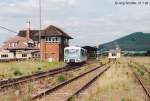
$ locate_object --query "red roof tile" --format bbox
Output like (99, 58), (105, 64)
(35, 25), (73, 39)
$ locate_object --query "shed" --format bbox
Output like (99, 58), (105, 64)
(108, 48), (121, 59)
(82, 46), (97, 59)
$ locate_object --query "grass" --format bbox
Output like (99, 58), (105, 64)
(0, 61), (102, 101)
(75, 57), (149, 101)
(0, 60), (65, 79)
(98, 57), (109, 64)
(131, 62), (150, 85)
(129, 57), (150, 64)
(1, 57), (149, 101)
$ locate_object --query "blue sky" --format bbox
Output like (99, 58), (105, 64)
(0, 0), (150, 46)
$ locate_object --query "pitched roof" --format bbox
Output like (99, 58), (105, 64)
(82, 46), (97, 51)
(37, 25), (73, 39)
(109, 49), (121, 53)
(18, 30), (39, 41)
(2, 35), (39, 50)
(4, 35), (33, 43)
(3, 25), (72, 47)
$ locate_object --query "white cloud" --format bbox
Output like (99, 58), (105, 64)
(0, 0), (150, 46)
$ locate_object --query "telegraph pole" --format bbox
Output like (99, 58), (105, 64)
(39, 0), (42, 60)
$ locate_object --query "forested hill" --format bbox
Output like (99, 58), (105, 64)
(99, 32), (150, 51)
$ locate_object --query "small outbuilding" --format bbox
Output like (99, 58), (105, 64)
(108, 48), (121, 59)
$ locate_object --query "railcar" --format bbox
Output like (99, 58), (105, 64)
(64, 46), (87, 64)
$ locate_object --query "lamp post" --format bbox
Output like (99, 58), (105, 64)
(96, 44), (99, 60)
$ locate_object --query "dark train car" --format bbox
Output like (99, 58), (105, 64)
(82, 46), (97, 59)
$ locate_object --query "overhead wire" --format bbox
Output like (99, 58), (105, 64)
(0, 25), (17, 33)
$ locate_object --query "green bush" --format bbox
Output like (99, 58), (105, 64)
(126, 72), (129, 76)
(136, 68), (145, 76)
(140, 70), (145, 76)
(58, 75), (66, 82)
(121, 99), (126, 101)
(14, 69), (22, 76)
(37, 67), (41, 70)
(121, 98), (132, 101)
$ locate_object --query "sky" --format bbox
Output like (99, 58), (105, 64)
(0, 0), (150, 46)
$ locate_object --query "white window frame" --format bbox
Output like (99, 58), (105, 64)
(1, 54), (8, 58)
(64, 38), (69, 45)
(8, 43), (11, 47)
(11, 42), (18, 47)
(22, 54), (27, 57)
(45, 37), (61, 43)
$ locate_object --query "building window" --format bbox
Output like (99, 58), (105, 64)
(8, 43), (11, 47)
(12, 43), (15, 47)
(45, 37), (61, 43)
(63, 39), (69, 45)
(112, 53), (116, 56)
(22, 54), (27, 57)
(28, 43), (34, 47)
(11, 42), (18, 47)
(1, 54), (8, 58)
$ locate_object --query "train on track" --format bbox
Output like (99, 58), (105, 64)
(0, 46), (88, 63)
(64, 46), (88, 64)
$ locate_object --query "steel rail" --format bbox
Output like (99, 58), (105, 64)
(32, 64), (109, 100)
(0, 65), (78, 89)
(66, 66), (110, 101)
(129, 64), (150, 99)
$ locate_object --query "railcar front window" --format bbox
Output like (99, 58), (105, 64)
(65, 49), (79, 54)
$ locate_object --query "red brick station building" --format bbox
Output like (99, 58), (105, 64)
(2, 22), (73, 61)
(40, 25), (72, 61)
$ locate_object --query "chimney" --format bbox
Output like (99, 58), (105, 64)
(26, 21), (30, 38)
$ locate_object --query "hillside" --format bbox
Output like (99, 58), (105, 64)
(99, 32), (150, 51)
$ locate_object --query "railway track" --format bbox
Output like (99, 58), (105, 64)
(0, 64), (84, 89)
(133, 62), (150, 74)
(129, 63), (150, 99)
(32, 64), (110, 101)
